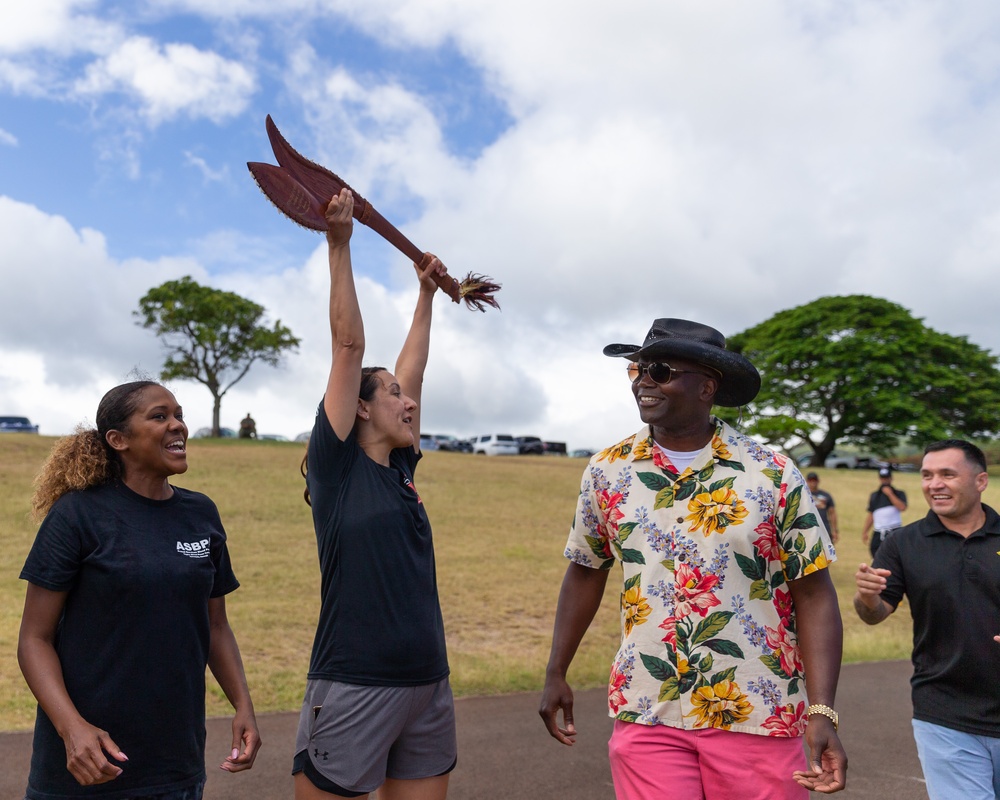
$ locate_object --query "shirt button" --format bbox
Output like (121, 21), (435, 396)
(677, 517), (684, 524)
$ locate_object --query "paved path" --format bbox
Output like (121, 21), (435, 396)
(0, 661), (926, 799)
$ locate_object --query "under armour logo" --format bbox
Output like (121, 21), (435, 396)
(314, 748), (329, 761)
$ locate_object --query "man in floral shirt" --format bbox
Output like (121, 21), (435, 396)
(539, 318), (847, 799)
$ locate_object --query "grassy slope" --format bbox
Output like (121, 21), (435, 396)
(3, 433), (998, 731)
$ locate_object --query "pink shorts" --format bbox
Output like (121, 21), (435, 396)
(608, 720), (808, 800)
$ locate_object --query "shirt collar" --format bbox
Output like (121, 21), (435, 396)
(628, 417), (728, 470)
(921, 504), (1000, 537)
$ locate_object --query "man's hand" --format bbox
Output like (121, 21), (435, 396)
(538, 674), (578, 746)
(793, 716), (847, 793)
(855, 563), (890, 604)
(853, 563), (894, 625)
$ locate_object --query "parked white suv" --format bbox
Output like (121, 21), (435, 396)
(471, 433), (519, 456)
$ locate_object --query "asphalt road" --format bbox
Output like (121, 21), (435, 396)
(0, 660), (927, 799)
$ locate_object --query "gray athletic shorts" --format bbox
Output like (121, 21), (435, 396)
(293, 677), (457, 795)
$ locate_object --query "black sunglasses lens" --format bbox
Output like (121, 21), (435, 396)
(646, 362), (672, 383)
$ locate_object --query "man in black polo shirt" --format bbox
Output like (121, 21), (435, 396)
(854, 440), (1000, 800)
(860, 466), (907, 559)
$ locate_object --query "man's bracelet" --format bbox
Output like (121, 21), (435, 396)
(807, 704), (839, 730)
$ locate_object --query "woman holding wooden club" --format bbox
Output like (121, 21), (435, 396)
(293, 188), (455, 800)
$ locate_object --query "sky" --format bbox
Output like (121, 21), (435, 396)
(2, 0), (1000, 451)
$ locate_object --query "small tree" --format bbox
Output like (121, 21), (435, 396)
(726, 295), (1000, 465)
(135, 276), (300, 436)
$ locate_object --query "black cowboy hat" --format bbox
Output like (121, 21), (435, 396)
(603, 318), (761, 407)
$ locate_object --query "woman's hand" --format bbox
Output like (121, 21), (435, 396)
(61, 719), (127, 786)
(325, 188), (354, 248)
(220, 706), (261, 773)
(415, 253), (447, 295)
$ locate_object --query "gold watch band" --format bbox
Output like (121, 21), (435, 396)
(807, 703), (839, 730)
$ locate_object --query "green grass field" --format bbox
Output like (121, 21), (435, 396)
(3, 433), (998, 732)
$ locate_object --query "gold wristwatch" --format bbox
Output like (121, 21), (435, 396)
(807, 704), (839, 730)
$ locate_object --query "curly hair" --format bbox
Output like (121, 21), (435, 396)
(31, 381), (161, 520)
(300, 367), (386, 507)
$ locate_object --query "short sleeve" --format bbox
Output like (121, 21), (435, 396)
(20, 498), (84, 591)
(201, 498), (239, 598)
(563, 461), (615, 570)
(866, 491), (877, 512)
(775, 463), (837, 579)
(871, 532), (904, 610)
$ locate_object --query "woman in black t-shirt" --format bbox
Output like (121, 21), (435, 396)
(292, 189), (456, 800)
(18, 381), (260, 800)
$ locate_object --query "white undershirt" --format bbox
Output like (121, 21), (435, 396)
(655, 443), (702, 472)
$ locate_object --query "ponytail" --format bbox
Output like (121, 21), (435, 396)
(31, 427), (112, 520)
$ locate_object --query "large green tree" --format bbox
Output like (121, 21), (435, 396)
(135, 276), (300, 436)
(726, 295), (1000, 465)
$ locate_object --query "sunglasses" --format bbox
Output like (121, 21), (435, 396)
(627, 361), (719, 385)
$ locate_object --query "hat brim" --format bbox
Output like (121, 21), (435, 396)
(603, 339), (760, 407)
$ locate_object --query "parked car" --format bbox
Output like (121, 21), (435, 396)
(259, 433), (289, 441)
(419, 433), (440, 451)
(471, 433), (519, 456)
(823, 452), (857, 469)
(517, 435), (544, 455)
(569, 448), (596, 459)
(824, 452), (889, 470)
(0, 416), (39, 433)
(191, 427), (237, 439)
(294, 431), (311, 443)
(543, 441), (567, 456)
(434, 434), (472, 453)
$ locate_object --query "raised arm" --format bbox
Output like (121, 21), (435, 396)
(323, 188), (366, 440)
(884, 485), (907, 511)
(394, 254), (448, 447)
(18, 584), (127, 786)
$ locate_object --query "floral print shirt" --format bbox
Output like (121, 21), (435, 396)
(565, 419), (837, 737)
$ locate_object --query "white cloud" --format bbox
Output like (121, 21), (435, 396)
(0, 127), (17, 146)
(74, 36), (256, 124)
(184, 150), (229, 183)
(0, 0), (117, 56)
(4, 0), (1000, 449)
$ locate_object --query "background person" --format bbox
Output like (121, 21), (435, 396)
(860, 466), (907, 559)
(292, 189), (455, 800)
(806, 472), (839, 543)
(239, 413), (257, 439)
(854, 439), (1000, 800)
(17, 380), (259, 800)
(539, 318), (846, 799)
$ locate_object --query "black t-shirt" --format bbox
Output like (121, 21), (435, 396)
(306, 401), (448, 685)
(812, 488), (835, 531)
(20, 482), (239, 799)
(874, 505), (1000, 737)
